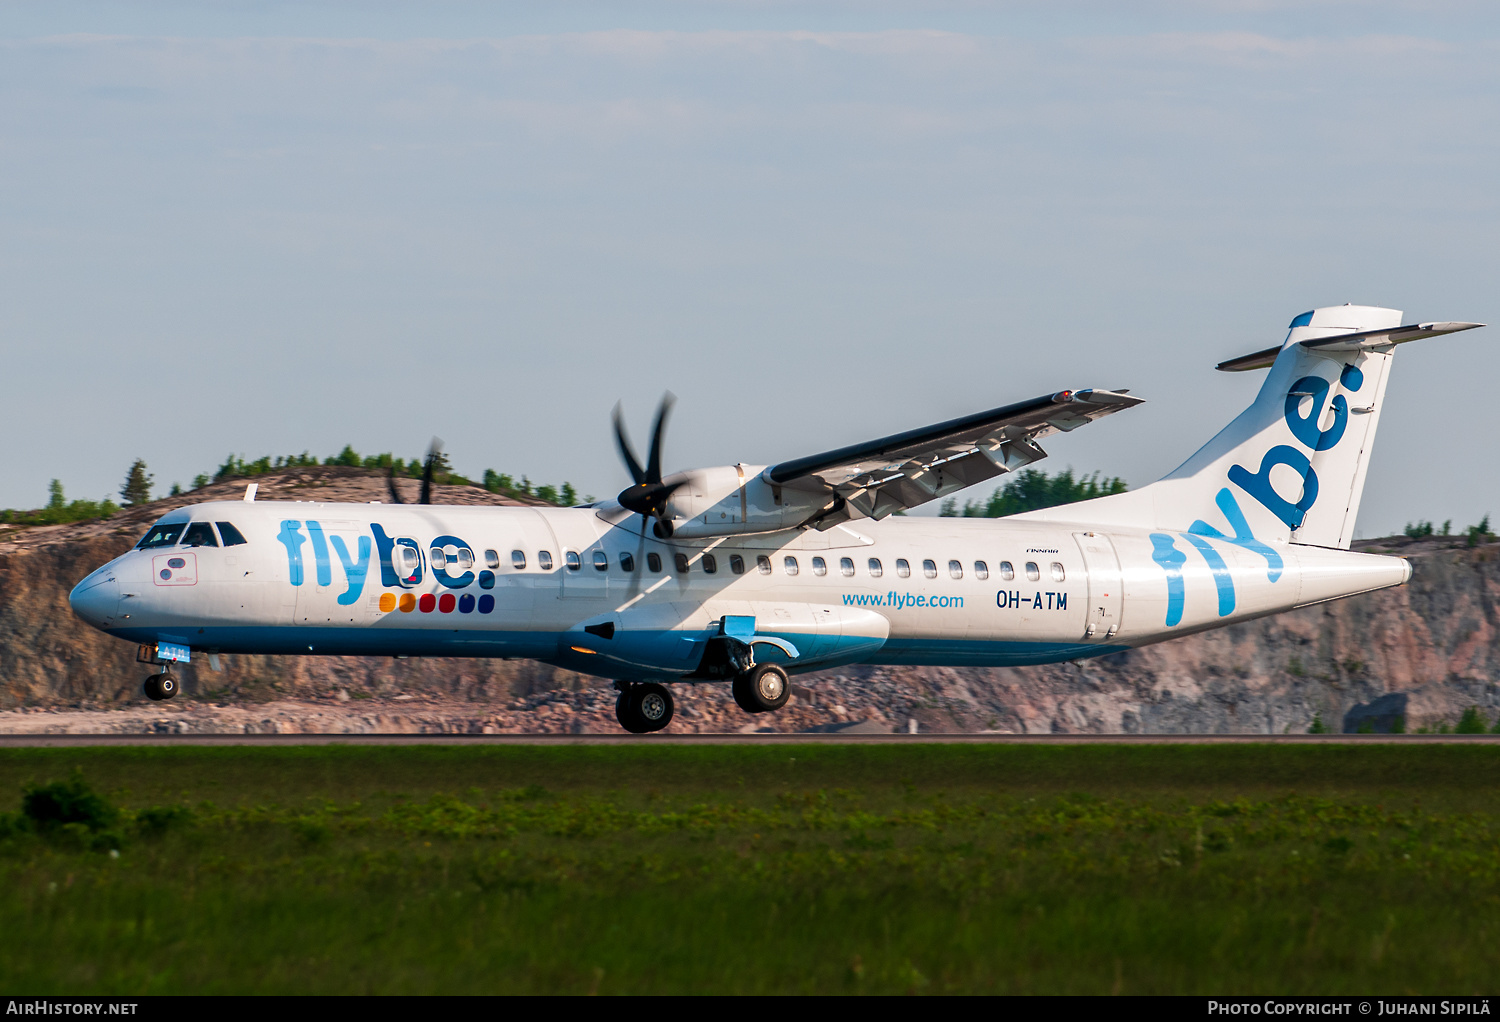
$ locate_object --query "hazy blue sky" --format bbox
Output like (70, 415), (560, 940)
(3, 2), (1497, 537)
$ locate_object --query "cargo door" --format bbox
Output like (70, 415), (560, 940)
(1072, 531), (1123, 641)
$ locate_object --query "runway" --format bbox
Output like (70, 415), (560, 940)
(2, 733), (1499, 747)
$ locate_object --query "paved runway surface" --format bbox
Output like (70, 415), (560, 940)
(3, 733), (1499, 747)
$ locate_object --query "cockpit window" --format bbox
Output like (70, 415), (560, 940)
(182, 522), (219, 548)
(215, 522), (249, 546)
(136, 522), (185, 549)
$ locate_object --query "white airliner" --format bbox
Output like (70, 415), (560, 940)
(70, 305), (1481, 732)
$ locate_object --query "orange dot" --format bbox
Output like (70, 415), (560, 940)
(379, 592), (397, 613)
(399, 593), (417, 613)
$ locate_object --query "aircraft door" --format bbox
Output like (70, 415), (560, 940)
(1072, 532), (1123, 641)
(540, 513), (610, 601)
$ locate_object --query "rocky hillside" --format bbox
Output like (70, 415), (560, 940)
(1, 469), (1497, 733)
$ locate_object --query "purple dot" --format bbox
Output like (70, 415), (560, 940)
(478, 594), (495, 614)
(159, 569), (172, 580)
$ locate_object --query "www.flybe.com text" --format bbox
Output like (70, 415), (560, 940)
(841, 592), (965, 609)
(841, 590), (1076, 611)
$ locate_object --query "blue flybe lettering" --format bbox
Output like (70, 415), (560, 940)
(430, 535), (476, 589)
(329, 534), (372, 605)
(277, 521), (307, 586)
(1156, 360), (1365, 625)
(1229, 445), (1318, 530)
(304, 520), (333, 587)
(1189, 488), (1284, 583)
(1180, 533), (1235, 617)
(1284, 375), (1348, 451)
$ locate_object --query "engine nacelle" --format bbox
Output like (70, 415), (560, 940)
(648, 465), (841, 538)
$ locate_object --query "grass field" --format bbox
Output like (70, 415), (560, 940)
(1, 743), (1498, 994)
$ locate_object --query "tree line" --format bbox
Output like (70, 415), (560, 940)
(0, 449), (588, 525)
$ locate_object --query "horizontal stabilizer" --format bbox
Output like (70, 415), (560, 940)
(1217, 321), (1485, 372)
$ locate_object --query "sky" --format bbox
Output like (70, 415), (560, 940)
(2, 2), (1498, 538)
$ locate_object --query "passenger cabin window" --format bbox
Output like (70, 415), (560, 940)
(182, 522), (218, 548)
(457, 548), (474, 569)
(868, 558), (883, 578)
(538, 551), (554, 570)
(812, 556), (827, 577)
(136, 522), (185, 549)
(430, 546), (447, 567)
(647, 552), (663, 573)
(1025, 561), (1040, 581)
(593, 550), (609, 571)
(896, 558), (911, 578)
(923, 559), (938, 579)
(784, 556), (799, 576)
(730, 554), (745, 575)
(948, 559), (963, 579)
(620, 552), (636, 573)
(484, 549), (500, 569)
(702, 553), (718, 574)
(396, 546), (421, 577)
(840, 557), (855, 577)
(215, 522), (248, 547)
(756, 555), (772, 575)
(975, 560), (989, 580)
(999, 560), (1015, 581)
(511, 550), (527, 570)
(565, 551), (582, 571)
(1051, 562), (1066, 582)
(675, 553), (691, 574)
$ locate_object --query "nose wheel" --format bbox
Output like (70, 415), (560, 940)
(614, 682), (674, 734)
(143, 672), (178, 701)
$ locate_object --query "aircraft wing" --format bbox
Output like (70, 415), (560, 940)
(763, 388), (1142, 521)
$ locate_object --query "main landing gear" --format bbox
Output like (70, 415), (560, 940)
(615, 681), (674, 734)
(731, 664), (790, 715)
(143, 671), (178, 701)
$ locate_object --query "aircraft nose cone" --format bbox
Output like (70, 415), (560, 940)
(69, 573), (120, 629)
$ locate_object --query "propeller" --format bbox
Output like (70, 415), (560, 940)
(613, 393), (682, 538)
(385, 439), (444, 505)
(419, 438), (443, 506)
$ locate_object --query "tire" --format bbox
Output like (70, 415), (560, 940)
(733, 664), (790, 714)
(143, 675), (164, 701)
(158, 673), (178, 700)
(635, 683), (674, 733)
(615, 690), (646, 733)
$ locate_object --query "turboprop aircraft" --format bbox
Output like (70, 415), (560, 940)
(70, 305), (1482, 732)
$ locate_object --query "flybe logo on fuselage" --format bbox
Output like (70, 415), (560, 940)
(275, 520), (498, 611)
(1147, 362), (1363, 627)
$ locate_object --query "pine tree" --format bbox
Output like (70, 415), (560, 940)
(47, 479), (65, 511)
(120, 459), (153, 505)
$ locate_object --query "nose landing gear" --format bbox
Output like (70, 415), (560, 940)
(143, 672), (178, 701)
(614, 681), (674, 734)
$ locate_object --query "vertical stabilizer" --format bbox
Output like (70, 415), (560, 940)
(1017, 305), (1480, 549)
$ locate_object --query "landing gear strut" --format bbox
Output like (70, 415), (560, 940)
(143, 671), (178, 701)
(732, 663), (790, 714)
(614, 682), (674, 734)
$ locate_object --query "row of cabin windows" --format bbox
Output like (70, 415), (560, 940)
(498, 547), (1065, 583)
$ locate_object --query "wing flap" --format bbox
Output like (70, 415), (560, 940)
(765, 388), (1142, 521)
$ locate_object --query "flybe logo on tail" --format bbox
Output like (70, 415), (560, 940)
(1150, 362), (1363, 627)
(1232, 363), (1363, 531)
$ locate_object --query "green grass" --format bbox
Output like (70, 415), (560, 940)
(1, 744), (1497, 994)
